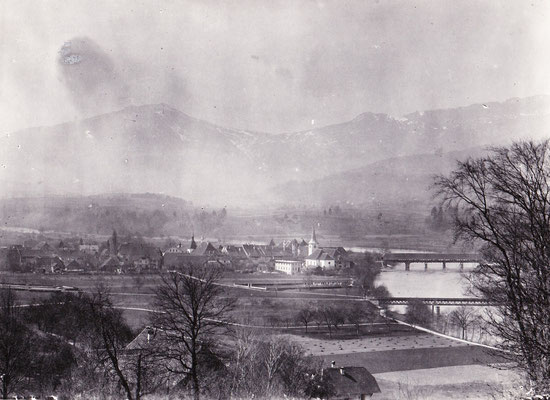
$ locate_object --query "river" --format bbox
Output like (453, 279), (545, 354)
(376, 263), (476, 298)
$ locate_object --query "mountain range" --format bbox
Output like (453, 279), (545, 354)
(1, 95), (549, 207)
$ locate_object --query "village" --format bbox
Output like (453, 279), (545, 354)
(0, 228), (354, 277)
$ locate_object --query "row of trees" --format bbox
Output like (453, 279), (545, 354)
(295, 303), (380, 337)
(405, 301), (486, 342)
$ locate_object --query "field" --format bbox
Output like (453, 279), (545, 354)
(286, 332), (468, 356)
(314, 345), (505, 374)
(374, 365), (522, 400)
(1, 271), (373, 329)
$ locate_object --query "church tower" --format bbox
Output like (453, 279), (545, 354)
(190, 233), (197, 251)
(308, 227), (319, 256)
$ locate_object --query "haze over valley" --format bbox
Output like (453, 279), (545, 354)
(2, 95), (549, 209)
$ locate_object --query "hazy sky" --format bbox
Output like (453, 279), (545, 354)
(1, 0), (550, 134)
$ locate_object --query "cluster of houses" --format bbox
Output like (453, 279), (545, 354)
(0, 229), (353, 275)
(1, 234), (163, 274)
(272, 229), (350, 275)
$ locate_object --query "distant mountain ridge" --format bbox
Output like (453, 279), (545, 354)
(1, 95), (549, 205)
(274, 147), (489, 206)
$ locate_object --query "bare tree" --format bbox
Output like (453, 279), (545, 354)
(225, 327), (258, 397)
(435, 140), (550, 390)
(449, 306), (478, 340)
(345, 302), (376, 336)
(223, 331), (322, 399)
(0, 288), (33, 399)
(152, 264), (235, 400)
(261, 336), (288, 394)
(296, 307), (315, 333)
(317, 306), (345, 338)
(313, 309), (324, 331)
(86, 287), (137, 400)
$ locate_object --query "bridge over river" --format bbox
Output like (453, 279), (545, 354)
(373, 296), (501, 316)
(383, 253), (483, 271)
(374, 297), (500, 307)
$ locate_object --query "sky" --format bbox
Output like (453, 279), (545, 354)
(1, 0), (550, 134)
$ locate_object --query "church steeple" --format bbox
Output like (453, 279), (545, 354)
(310, 228), (317, 243)
(190, 233), (197, 250)
(308, 227), (319, 256)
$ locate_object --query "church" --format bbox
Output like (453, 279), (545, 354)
(304, 228), (336, 270)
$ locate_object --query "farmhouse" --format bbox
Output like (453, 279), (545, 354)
(323, 364), (381, 399)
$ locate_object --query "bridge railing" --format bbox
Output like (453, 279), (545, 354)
(373, 297), (502, 306)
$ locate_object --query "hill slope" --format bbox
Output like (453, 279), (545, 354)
(273, 148), (489, 206)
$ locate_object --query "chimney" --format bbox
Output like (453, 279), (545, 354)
(339, 368), (345, 375)
(331, 361), (336, 368)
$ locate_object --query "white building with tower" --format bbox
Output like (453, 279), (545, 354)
(304, 227), (336, 270)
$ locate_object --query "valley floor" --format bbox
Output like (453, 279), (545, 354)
(2, 272), (522, 399)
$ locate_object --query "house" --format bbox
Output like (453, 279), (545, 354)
(191, 242), (219, 257)
(305, 249), (335, 270)
(118, 242), (163, 270)
(220, 245), (248, 259)
(324, 247), (347, 260)
(274, 259), (302, 275)
(65, 259), (83, 272)
(324, 247), (352, 268)
(164, 243), (187, 254)
(164, 252), (201, 268)
(164, 235), (198, 255)
(100, 256), (122, 273)
(163, 241), (220, 269)
(36, 256), (65, 273)
(35, 241), (54, 253)
(19, 247), (48, 270)
(242, 244), (269, 259)
(323, 364), (380, 399)
(276, 238), (309, 258)
(79, 243), (99, 254)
